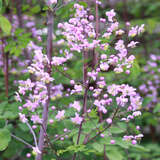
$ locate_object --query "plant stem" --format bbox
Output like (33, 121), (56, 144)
(11, 133), (33, 148)
(2, 38), (9, 98)
(41, 125), (60, 160)
(26, 122), (38, 149)
(72, 50), (89, 160)
(36, 9), (53, 160)
(16, 0), (23, 27)
(93, 1), (99, 67)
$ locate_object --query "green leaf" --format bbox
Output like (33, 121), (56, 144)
(114, 137), (131, 149)
(153, 103), (160, 113)
(146, 18), (157, 34)
(78, 1), (88, 8)
(30, 5), (41, 14)
(127, 60), (141, 81)
(56, 2), (75, 18)
(5, 0), (9, 6)
(106, 147), (124, 160)
(0, 128), (11, 151)
(132, 144), (150, 152)
(82, 119), (98, 133)
(0, 15), (12, 35)
(142, 97), (153, 107)
(92, 142), (104, 153)
(73, 134), (85, 145)
(110, 126), (125, 134)
(57, 145), (86, 155)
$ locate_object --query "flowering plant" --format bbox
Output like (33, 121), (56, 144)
(13, 2), (146, 159)
(0, 0), (148, 160)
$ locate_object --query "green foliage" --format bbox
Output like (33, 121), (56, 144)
(153, 103), (160, 113)
(0, 128), (11, 151)
(0, 15), (11, 35)
(4, 28), (32, 56)
(106, 146), (124, 160)
(127, 60), (141, 82)
(57, 144), (86, 155)
(0, 102), (19, 120)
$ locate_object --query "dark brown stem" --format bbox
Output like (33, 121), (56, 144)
(16, 0), (23, 27)
(150, 125), (156, 142)
(16, 0), (33, 67)
(4, 52), (9, 98)
(2, 39), (9, 98)
(72, 50), (88, 160)
(36, 9), (53, 160)
(123, 0), (128, 23)
(83, 51), (88, 113)
(93, 1), (99, 67)
(41, 125), (60, 159)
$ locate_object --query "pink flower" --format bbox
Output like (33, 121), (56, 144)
(15, 92), (22, 102)
(127, 41), (139, 48)
(138, 24), (145, 34)
(52, 57), (67, 66)
(70, 80), (75, 85)
(100, 134), (105, 138)
(71, 85), (83, 94)
(110, 140), (115, 144)
(71, 113), (83, 124)
(132, 111), (141, 117)
(116, 29), (124, 35)
(107, 84), (120, 96)
(48, 0), (57, 5)
(128, 26), (138, 37)
(106, 118), (112, 124)
(49, 119), (54, 124)
(70, 101), (81, 112)
(100, 62), (109, 71)
(19, 113), (28, 123)
(31, 115), (42, 124)
(132, 140), (137, 145)
(106, 9), (116, 22)
(88, 70), (98, 81)
(89, 15), (94, 21)
(55, 110), (65, 120)
(26, 153), (31, 158)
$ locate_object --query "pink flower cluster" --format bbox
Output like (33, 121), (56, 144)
(58, 4), (144, 74)
(123, 134), (144, 145)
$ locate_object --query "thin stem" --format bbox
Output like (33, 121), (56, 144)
(83, 51), (88, 113)
(123, 0), (128, 23)
(2, 38), (9, 98)
(3, 46), (9, 98)
(36, 8), (53, 160)
(72, 50), (89, 160)
(92, 0), (99, 67)
(11, 133), (33, 148)
(41, 125), (61, 160)
(26, 122), (38, 148)
(16, 0), (23, 27)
